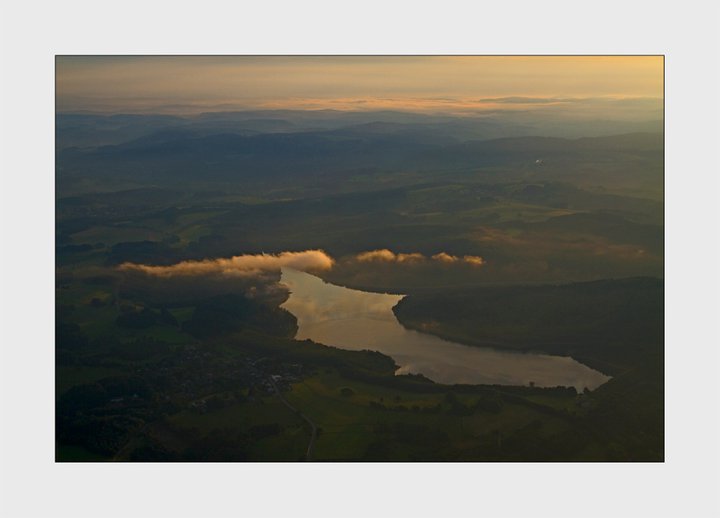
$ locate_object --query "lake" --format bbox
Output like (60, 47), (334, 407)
(280, 268), (610, 391)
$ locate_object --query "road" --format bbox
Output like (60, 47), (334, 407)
(268, 377), (318, 461)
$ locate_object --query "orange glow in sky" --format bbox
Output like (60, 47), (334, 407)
(56, 56), (663, 114)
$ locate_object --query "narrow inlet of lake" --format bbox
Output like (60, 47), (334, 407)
(280, 268), (610, 391)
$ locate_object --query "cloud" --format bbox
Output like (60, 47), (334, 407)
(473, 96), (582, 105)
(119, 249), (484, 281)
(432, 252), (484, 266)
(356, 249), (484, 266)
(431, 252), (459, 263)
(118, 250), (334, 277)
(462, 255), (485, 266)
(355, 249), (397, 262)
(356, 249), (424, 263)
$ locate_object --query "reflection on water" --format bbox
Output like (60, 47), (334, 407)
(280, 268), (610, 391)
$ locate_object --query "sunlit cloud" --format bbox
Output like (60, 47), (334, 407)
(118, 250), (334, 277)
(356, 249), (484, 266)
(355, 249), (396, 262)
(431, 252), (459, 263)
(118, 248), (486, 279)
(356, 249), (423, 263)
(462, 255), (485, 266)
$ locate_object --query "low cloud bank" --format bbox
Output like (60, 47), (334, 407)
(356, 249), (484, 266)
(118, 249), (334, 277)
(118, 248), (484, 279)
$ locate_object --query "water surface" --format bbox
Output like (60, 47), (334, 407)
(280, 268), (610, 391)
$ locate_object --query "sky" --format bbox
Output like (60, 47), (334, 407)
(56, 56), (663, 115)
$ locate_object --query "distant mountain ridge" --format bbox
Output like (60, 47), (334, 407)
(56, 109), (662, 150)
